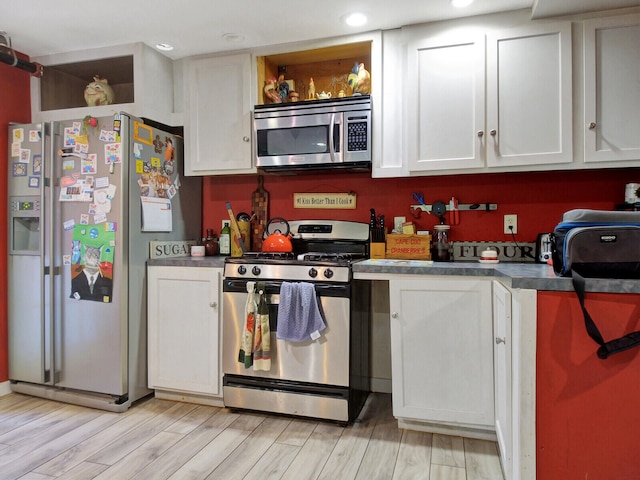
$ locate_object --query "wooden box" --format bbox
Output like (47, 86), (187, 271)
(385, 234), (432, 260)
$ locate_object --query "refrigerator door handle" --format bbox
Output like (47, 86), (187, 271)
(44, 121), (56, 384)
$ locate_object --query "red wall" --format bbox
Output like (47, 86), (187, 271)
(537, 291), (640, 479)
(202, 168), (639, 243)
(0, 54), (32, 382)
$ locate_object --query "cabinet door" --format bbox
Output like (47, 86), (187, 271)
(584, 15), (640, 164)
(406, 32), (486, 171)
(486, 22), (572, 167)
(148, 266), (221, 395)
(184, 53), (255, 175)
(389, 276), (494, 427)
(493, 281), (512, 480)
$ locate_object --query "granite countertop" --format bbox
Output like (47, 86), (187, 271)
(148, 256), (226, 268)
(352, 259), (640, 294)
(147, 257), (640, 294)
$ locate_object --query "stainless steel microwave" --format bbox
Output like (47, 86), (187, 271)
(254, 95), (371, 172)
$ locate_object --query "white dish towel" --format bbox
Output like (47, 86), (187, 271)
(276, 282), (326, 342)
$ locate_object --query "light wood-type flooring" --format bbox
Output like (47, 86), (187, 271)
(0, 391), (504, 480)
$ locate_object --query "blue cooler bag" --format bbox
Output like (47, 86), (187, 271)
(551, 209), (640, 279)
(551, 209), (640, 359)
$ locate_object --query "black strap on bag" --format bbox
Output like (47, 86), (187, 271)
(572, 270), (640, 359)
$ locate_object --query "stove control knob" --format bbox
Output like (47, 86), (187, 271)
(308, 268), (318, 278)
(238, 265), (247, 275)
(252, 266), (262, 276)
(324, 269), (334, 279)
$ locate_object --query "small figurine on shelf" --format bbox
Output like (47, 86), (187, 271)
(84, 76), (115, 106)
(263, 77), (282, 104)
(308, 77), (316, 100)
(347, 62), (371, 95)
(286, 91), (299, 102)
(276, 75), (290, 102)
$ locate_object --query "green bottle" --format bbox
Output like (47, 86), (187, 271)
(219, 221), (231, 256)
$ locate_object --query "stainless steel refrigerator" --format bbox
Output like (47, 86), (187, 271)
(7, 113), (201, 411)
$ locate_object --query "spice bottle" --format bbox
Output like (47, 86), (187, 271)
(204, 229), (219, 256)
(219, 221), (231, 256)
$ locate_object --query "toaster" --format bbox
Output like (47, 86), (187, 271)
(535, 233), (553, 263)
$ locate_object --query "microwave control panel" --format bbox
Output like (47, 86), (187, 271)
(345, 111), (371, 153)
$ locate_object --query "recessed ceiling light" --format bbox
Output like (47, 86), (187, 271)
(155, 43), (174, 52)
(451, 0), (473, 7)
(343, 12), (368, 27)
(222, 33), (245, 43)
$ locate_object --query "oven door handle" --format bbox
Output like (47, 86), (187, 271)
(223, 280), (350, 298)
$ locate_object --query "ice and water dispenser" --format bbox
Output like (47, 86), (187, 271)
(9, 196), (41, 254)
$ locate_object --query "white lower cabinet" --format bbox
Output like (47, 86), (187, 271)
(147, 266), (222, 402)
(388, 276), (494, 436)
(493, 280), (513, 479)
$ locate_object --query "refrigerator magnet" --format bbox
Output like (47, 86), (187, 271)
(33, 154), (42, 174)
(29, 130), (41, 142)
(134, 121), (153, 145)
(99, 130), (117, 142)
(104, 143), (122, 164)
(12, 163), (26, 176)
(19, 149), (30, 163)
(11, 142), (21, 157)
(153, 135), (164, 154)
(82, 154), (97, 174)
(80, 214), (89, 225)
(64, 127), (76, 147)
(12, 128), (24, 143)
(28, 177), (40, 188)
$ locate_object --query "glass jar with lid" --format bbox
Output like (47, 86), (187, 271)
(432, 224), (451, 262)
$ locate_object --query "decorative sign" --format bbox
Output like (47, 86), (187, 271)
(451, 241), (536, 262)
(293, 193), (356, 209)
(149, 240), (197, 259)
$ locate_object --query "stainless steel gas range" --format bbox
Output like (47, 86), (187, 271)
(222, 220), (370, 423)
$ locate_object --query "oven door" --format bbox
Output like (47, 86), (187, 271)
(222, 280), (350, 386)
(254, 112), (343, 169)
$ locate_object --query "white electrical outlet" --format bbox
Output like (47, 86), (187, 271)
(222, 220), (230, 230)
(504, 214), (518, 234)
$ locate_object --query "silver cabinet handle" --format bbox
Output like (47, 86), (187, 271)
(477, 130), (484, 138)
(495, 337), (506, 344)
(391, 312), (398, 319)
(210, 301), (217, 308)
(242, 136), (250, 142)
(490, 129), (497, 136)
(588, 122), (596, 130)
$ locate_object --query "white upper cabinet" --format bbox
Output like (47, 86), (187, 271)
(184, 53), (255, 176)
(583, 14), (640, 164)
(486, 22), (573, 167)
(405, 32), (486, 172)
(401, 16), (572, 176)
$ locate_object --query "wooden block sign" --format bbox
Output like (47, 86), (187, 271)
(293, 193), (356, 209)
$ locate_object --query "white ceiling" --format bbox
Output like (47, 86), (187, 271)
(1, 0), (639, 61)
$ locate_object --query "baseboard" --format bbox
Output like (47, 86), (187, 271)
(154, 389), (225, 407)
(370, 377), (392, 393)
(0, 381), (11, 396)
(397, 417), (497, 441)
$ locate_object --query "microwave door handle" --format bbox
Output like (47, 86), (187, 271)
(328, 113), (336, 162)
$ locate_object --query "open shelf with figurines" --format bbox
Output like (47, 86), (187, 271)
(256, 41), (371, 105)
